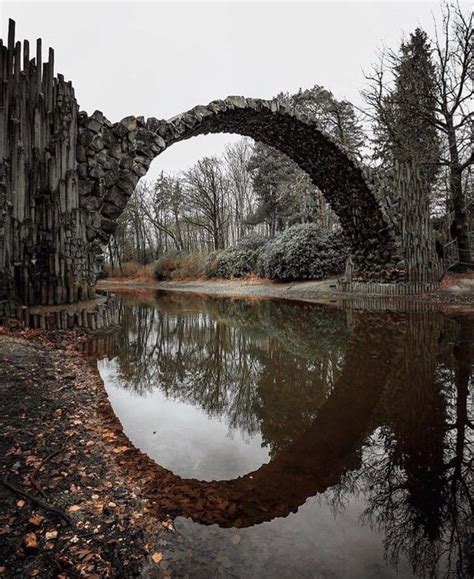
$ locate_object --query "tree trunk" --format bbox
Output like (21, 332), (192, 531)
(447, 121), (471, 268)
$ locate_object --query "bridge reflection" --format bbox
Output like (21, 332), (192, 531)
(85, 292), (472, 578)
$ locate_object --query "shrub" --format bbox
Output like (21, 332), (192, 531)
(173, 253), (205, 279)
(257, 223), (348, 282)
(154, 256), (180, 281)
(203, 251), (220, 278)
(205, 235), (268, 278)
(154, 253), (205, 281)
(234, 234), (268, 251)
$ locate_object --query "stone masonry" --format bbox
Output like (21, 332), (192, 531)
(78, 100), (406, 283)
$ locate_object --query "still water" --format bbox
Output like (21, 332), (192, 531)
(87, 291), (472, 578)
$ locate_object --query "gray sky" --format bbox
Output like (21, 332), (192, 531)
(1, 1), (456, 178)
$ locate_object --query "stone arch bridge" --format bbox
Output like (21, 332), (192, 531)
(78, 102), (402, 281)
(0, 21), (439, 313)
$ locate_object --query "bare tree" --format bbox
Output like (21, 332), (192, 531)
(183, 157), (230, 250)
(223, 138), (255, 242)
(137, 176), (186, 254)
(432, 4), (473, 264)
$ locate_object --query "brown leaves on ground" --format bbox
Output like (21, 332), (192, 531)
(67, 505), (81, 513)
(0, 329), (171, 577)
(28, 514), (44, 527)
(23, 532), (38, 550)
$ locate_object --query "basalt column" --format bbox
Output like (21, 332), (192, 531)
(0, 20), (98, 311)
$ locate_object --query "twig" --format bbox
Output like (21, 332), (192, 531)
(32, 433), (73, 478)
(28, 474), (47, 499)
(2, 473), (72, 525)
(39, 448), (62, 468)
(45, 553), (81, 578)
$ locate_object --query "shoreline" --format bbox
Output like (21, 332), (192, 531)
(98, 275), (474, 314)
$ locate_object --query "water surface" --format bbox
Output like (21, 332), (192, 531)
(87, 291), (472, 578)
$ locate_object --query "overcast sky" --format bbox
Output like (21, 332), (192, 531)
(1, 1), (462, 178)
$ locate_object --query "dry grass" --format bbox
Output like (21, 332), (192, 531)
(171, 253), (206, 280)
(105, 254), (208, 283)
(105, 261), (156, 282)
(154, 253), (206, 281)
(439, 272), (474, 288)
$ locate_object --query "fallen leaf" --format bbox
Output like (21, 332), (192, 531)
(151, 552), (163, 564)
(23, 532), (38, 550)
(16, 499), (26, 509)
(76, 548), (94, 561)
(113, 446), (129, 454)
(68, 505), (81, 512)
(45, 530), (58, 540)
(28, 514), (44, 527)
(101, 430), (116, 441)
(29, 569), (40, 577)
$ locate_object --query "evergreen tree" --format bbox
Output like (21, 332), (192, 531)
(381, 28), (441, 193)
(365, 12), (472, 266)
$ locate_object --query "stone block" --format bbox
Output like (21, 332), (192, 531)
(121, 116), (137, 131)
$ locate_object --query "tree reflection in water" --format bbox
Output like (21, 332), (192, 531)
(326, 312), (473, 578)
(92, 292), (349, 456)
(86, 293), (472, 578)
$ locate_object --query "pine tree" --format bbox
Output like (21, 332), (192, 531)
(388, 28), (441, 193)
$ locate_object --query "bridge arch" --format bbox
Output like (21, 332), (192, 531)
(77, 97), (404, 280)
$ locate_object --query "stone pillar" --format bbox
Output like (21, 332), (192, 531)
(0, 19), (97, 308)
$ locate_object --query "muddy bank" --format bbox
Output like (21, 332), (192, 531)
(99, 274), (474, 312)
(0, 329), (177, 578)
